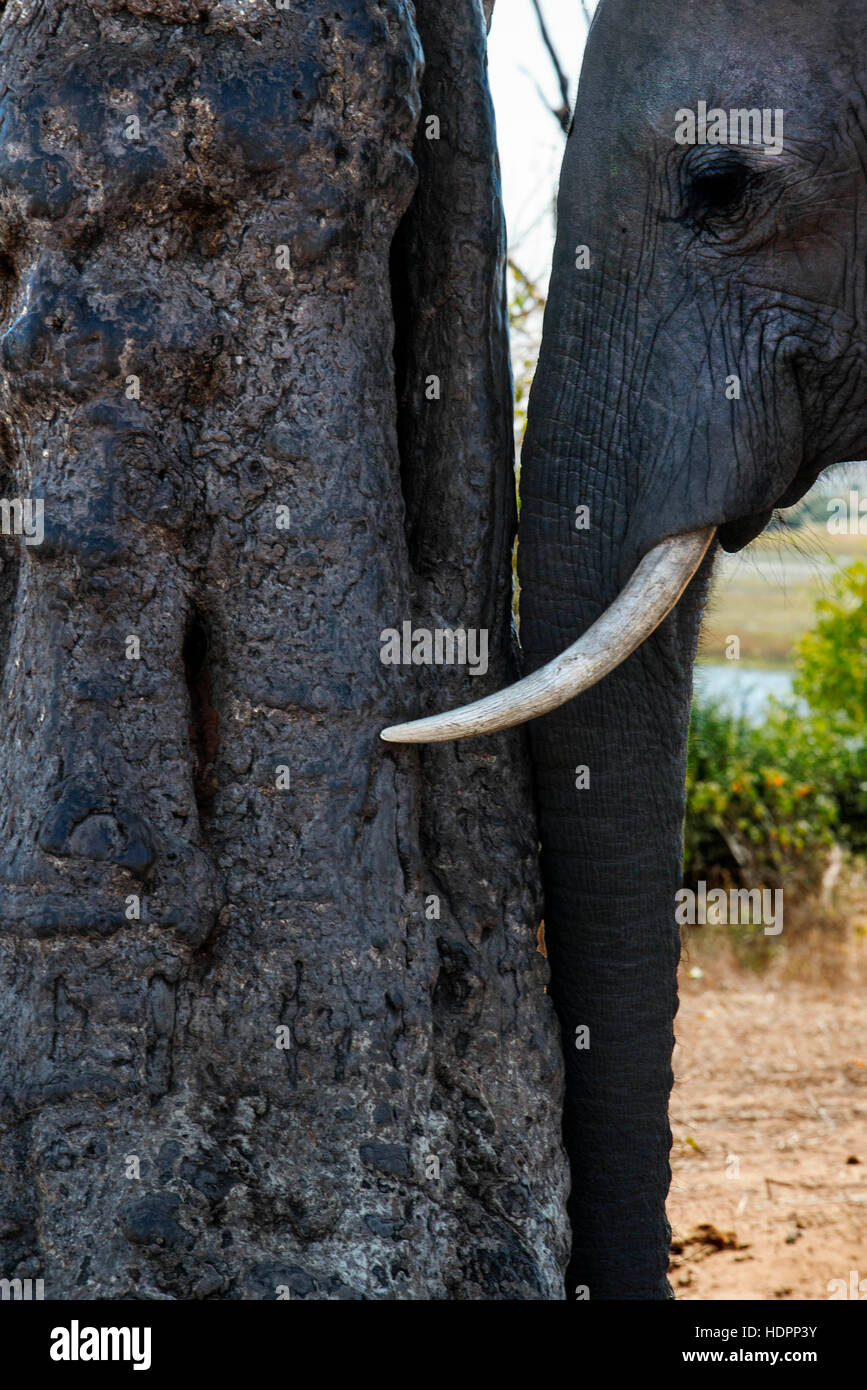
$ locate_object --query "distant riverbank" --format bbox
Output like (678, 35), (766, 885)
(699, 522), (867, 666)
(694, 663), (796, 723)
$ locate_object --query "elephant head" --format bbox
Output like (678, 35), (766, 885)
(384, 0), (867, 1296)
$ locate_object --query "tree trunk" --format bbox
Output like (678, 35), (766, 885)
(0, 0), (569, 1299)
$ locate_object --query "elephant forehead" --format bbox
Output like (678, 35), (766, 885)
(587, 0), (864, 137)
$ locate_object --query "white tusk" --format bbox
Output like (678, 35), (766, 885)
(380, 526), (716, 744)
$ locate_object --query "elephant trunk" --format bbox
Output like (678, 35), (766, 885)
(506, 286), (717, 1291)
(527, 593), (711, 1298)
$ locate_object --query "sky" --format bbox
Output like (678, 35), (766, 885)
(488, 0), (597, 290)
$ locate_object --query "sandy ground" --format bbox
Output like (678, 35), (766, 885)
(668, 936), (867, 1301)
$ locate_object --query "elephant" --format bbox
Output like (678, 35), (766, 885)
(383, 0), (867, 1297)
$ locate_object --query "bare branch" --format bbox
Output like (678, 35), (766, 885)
(529, 0), (571, 134)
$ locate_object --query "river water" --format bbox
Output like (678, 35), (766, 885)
(694, 664), (795, 724)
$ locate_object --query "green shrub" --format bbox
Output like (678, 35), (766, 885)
(685, 699), (837, 892)
(685, 559), (867, 887)
(792, 560), (867, 847)
(795, 560), (867, 724)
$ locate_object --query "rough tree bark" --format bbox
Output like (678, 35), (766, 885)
(0, 0), (569, 1298)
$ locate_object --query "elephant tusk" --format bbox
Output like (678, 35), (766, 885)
(380, 525), (716, 744)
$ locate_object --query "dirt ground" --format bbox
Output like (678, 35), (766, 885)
(668, 920), (867, 1301)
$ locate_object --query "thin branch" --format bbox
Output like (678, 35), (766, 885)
(529, 0), (571, 134)
(580, 0), (593, 31)
(519, 64), (570, 137)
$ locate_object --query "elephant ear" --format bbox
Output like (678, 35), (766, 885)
(381, 527), (715, 743)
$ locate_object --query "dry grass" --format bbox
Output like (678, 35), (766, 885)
(699, 524), (867, 668)
(680, 855), (867, 986)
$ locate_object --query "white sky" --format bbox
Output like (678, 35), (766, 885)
(489, 0), (597, 289)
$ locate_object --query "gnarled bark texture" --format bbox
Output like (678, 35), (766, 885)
(0, 0), (569, 1299)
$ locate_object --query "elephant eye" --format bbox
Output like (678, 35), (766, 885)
(683, 157), (756, 231)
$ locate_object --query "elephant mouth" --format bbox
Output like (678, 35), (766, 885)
(719, 460), (826, 553)
(381, 526), (716, 743)
(718, 508), (774, 552)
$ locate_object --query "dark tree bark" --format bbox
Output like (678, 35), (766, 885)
(0, 0), (569, 1299)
